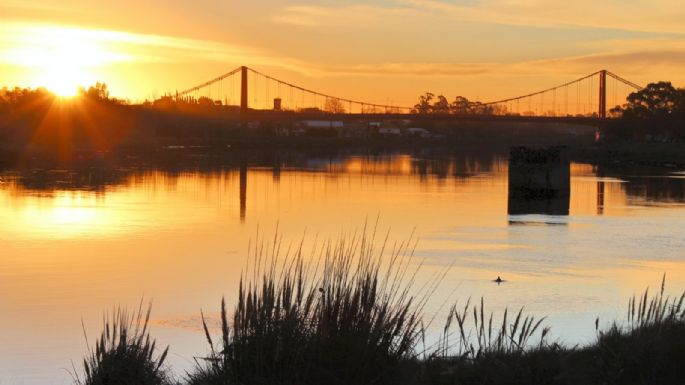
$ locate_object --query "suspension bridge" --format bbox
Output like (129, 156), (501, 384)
(174, 66), (642, 125)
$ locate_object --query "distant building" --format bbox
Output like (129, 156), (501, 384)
(275, 126), (306, 136)
(406, 127), (431, 138)
(299, 120), (344, 129)
(377, 127), (402, 136)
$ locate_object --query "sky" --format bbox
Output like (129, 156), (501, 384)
(1, 0), (684, 105)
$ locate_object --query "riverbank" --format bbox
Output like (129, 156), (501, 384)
(3, 125), (685, 170)
(572, 142), (685, 168)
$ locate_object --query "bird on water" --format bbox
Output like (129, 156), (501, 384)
(494, 276), (504, 284)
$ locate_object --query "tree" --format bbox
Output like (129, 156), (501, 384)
(620, 82), (684, 119)
(324, 98), (346, 114)
(467, 101), (495, 115)
(432, 95), (450, 114)
(450, 96), (470, 114)
(606, 81), (685, 141)
(198, 96), (215, 106)
(413, 92), (434, 114)
(82, 82), (110, 100)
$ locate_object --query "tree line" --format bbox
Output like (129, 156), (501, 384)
(412, 93), (504, 115)
(606, 81), (685, 141)
(0, 83), (126, 113)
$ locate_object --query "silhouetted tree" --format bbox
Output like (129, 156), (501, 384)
(81, 82), (110, 100)
(468, 101), (496, 115)
(606, 81), (685, 141)
(0, 87), (54, 112)
(412, 93), (500, 115)
(450, 96), (470, 114)
(432, 95), (450, 114)
(198, 96), (215, 106)
(620, 82), (685, 120)
(324, 98), (346, 114)
(413, 92), (434, 114)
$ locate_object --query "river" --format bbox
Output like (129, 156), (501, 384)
(1, 148), (685, 384)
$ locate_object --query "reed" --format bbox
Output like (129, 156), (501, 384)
(434, 297), (550, 359)
(594, 275), (685, 385)
(423, 277), (685, 385)
(188, 227), (443, 385)
(74, 301), (171, 385)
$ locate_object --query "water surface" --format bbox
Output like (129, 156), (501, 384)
(1, 150), (685, 384)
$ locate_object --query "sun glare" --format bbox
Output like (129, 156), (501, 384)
(40, 66), (86, 97)
(1, 25), (131, 97)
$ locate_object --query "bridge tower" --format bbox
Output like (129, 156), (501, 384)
(598, 69), (607, 119)
(240, 66), (248, 115)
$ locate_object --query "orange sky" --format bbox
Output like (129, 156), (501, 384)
(1, 0), (684, 105)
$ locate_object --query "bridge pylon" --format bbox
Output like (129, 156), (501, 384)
(240, 66), (248, 115)
(598, 69), (607, 119)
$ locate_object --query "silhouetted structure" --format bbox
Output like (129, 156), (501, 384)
(597, 180), (605, 215)
(239, 162), (247, 222)
(508, 146), (570, 215)
(174, 66), (641, 119)
(240, 66), (248, 116)
(599, 70), (607, 119)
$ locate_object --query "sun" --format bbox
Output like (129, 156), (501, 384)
(3, 25), (126, 97)
(31, 33), (99, 97)
(39, 64), (91, 97)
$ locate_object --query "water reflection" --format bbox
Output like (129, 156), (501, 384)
(1, 149), (685, 385)
(240, 162), (247, 222)
(3, 150), (685, 220)
(597, 181), (605, 215)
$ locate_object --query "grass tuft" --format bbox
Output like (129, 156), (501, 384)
(189, 227), (441, 385)
(74, 301), (171, 385)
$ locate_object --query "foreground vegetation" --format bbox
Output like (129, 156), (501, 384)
(74, 233), (685, 385)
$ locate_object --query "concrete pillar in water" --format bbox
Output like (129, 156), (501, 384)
(507, 146), (570, 216)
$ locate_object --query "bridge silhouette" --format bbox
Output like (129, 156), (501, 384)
(175, 66), (642, 125)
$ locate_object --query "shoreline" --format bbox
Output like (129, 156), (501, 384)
(2, 138), (685, 171)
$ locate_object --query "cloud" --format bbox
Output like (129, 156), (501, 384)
(0, 22), (274, 68)
(273, 4), (414, 27)
(289, 35), (685, 78)
(0, 0), (79, 12)
(398, 0), (685, 34)
(273, 0), (685, 34)
(315, 62), (496, 76)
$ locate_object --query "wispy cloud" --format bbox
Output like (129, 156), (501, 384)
(0, 0), (79, 13)
(293, 38), (685, 80)
(398, 0), (685, 34)
(0, 22), (264, 66)
(2, 20), (683, 80)
(315, 62), (496, 76)
(274, 0), (685, 34)
(273, 4), (414, 27)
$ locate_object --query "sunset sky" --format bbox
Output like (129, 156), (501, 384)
(1, 0), (684, 105)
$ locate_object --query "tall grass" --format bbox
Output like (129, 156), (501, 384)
(74, 302), (171, 385)
(422, 277), (685, 385)
(594, 275), (685, 385)
(189, 228), (444, 385)
(436, 297), (550, 359)
(625, 274), (685, 329)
